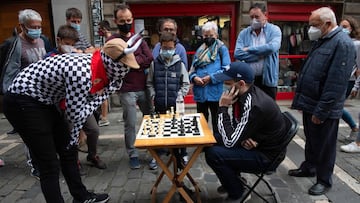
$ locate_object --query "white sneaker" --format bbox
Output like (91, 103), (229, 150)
(340, 142), (360, 153)
(98, 119), (110, 127)
(182, 155), (189, 165)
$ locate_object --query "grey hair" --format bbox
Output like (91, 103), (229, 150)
(312, 7), (337, 25)
(18, 9), (42, 24)
(202, 21), (218, 34)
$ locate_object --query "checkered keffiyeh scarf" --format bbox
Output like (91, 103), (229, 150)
(192, 39), (224, 69)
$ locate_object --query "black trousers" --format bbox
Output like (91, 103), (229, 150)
(254, 76), (277, 100)
(300, 111), (339, 187)
(196, 101), (219, 134)
(3, 93), (89, 203)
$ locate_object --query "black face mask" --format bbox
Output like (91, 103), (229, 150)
(204, 37), (215, 47)
(117, 23), (132, 34)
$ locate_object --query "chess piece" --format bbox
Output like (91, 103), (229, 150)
(179, 119), (185, 136)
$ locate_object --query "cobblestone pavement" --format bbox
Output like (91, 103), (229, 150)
(0, 98), (360, 203)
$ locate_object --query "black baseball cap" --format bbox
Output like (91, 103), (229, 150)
(214, 61), (254, 83)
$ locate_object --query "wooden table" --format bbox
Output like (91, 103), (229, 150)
(135, 113), (216, 203)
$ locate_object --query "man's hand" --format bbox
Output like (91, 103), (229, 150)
(350, 90), (358, 98)
(311, 115), (322, 125)
(241, 138), (258, 150)
(219, 86), (239, 107)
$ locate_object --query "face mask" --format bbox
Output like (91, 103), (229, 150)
(117, 23), (132, 34)
(308, 26), (322, 41)
(204, 37), (215, 47)
(342, 28), (351, 35)
(98, 30), (105, 36)
(160, 49), (175, 59)
(250, 18), (262, 30)
(60, 45), (75, 53)
(70, 23), (81, 31)
(26, 28), (41, 39)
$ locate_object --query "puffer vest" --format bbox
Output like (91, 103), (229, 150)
(153, 58), (182, 113)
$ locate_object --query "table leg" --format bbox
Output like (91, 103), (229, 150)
(176, 146), (204, 203)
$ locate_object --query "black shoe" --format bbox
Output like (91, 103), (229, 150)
(30, 168), (40, 180)
(288, 168), (316, 177)
(308, 183), (331, 195)
(7, 129), (17, 135)
(87, 155), (107, 169)
(73, 192), (110, 203)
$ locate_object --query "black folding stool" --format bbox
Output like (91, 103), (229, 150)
(241, 111), (299, 203)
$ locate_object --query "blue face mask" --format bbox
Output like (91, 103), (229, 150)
(160, 49), (175, 59)
(342, 28), (351, 35)
(70, 23), (81, 31)
(26, 28), (42, 39)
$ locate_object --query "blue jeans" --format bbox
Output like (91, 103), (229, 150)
(119, 91), (151, 158)
(3, 93), (89, 203)
(342, 109), (357, 129)
(205, 134), (271, 199)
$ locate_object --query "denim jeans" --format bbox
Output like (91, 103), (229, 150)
(342, 109), (357, 129)
(205, 133), (271, 199)
(119, 91), (151, 158)
(3, 93), (89, 203)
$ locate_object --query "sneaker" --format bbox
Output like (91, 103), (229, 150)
(129, 157), (140, 169)
(98, 119), (110, 127)
(87, 155), (107, 169)
(182, 155), (189, 165)
(340, 142), (360, 153)
(6, 129), (17, 135)
(148, 158), (158, 170)
(73, 192), (110, 203)
(345, 130), (358, 141)
(30, 168), (40, 180)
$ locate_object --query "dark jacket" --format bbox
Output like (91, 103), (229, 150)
(217, 85), (287, 161)
(0, 34), (52, 94)
(0, 36), (21, 94)
(291, 27), (356, 121)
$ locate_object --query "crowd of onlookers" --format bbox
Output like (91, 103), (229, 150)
(0, 2), (360, 203)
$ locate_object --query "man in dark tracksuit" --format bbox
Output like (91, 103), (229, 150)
(205, 61), (288, 202)
(288, 7), (356, 196)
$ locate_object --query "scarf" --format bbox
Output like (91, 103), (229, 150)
(192, 39), (224, 69)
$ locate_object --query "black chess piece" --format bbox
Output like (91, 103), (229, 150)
(178, 118), (185, 136)
(192, 116), (197, 126)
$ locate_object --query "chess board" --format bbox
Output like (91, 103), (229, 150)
(136, 113), (204, 139)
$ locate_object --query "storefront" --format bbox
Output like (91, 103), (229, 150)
(267, 3), (342, 100)
(123, 1), (343, 102)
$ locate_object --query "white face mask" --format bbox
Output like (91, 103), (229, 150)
(60, 45), (75, 53)
(308, 26), (322, 41)
(250, 18), (262, 30)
